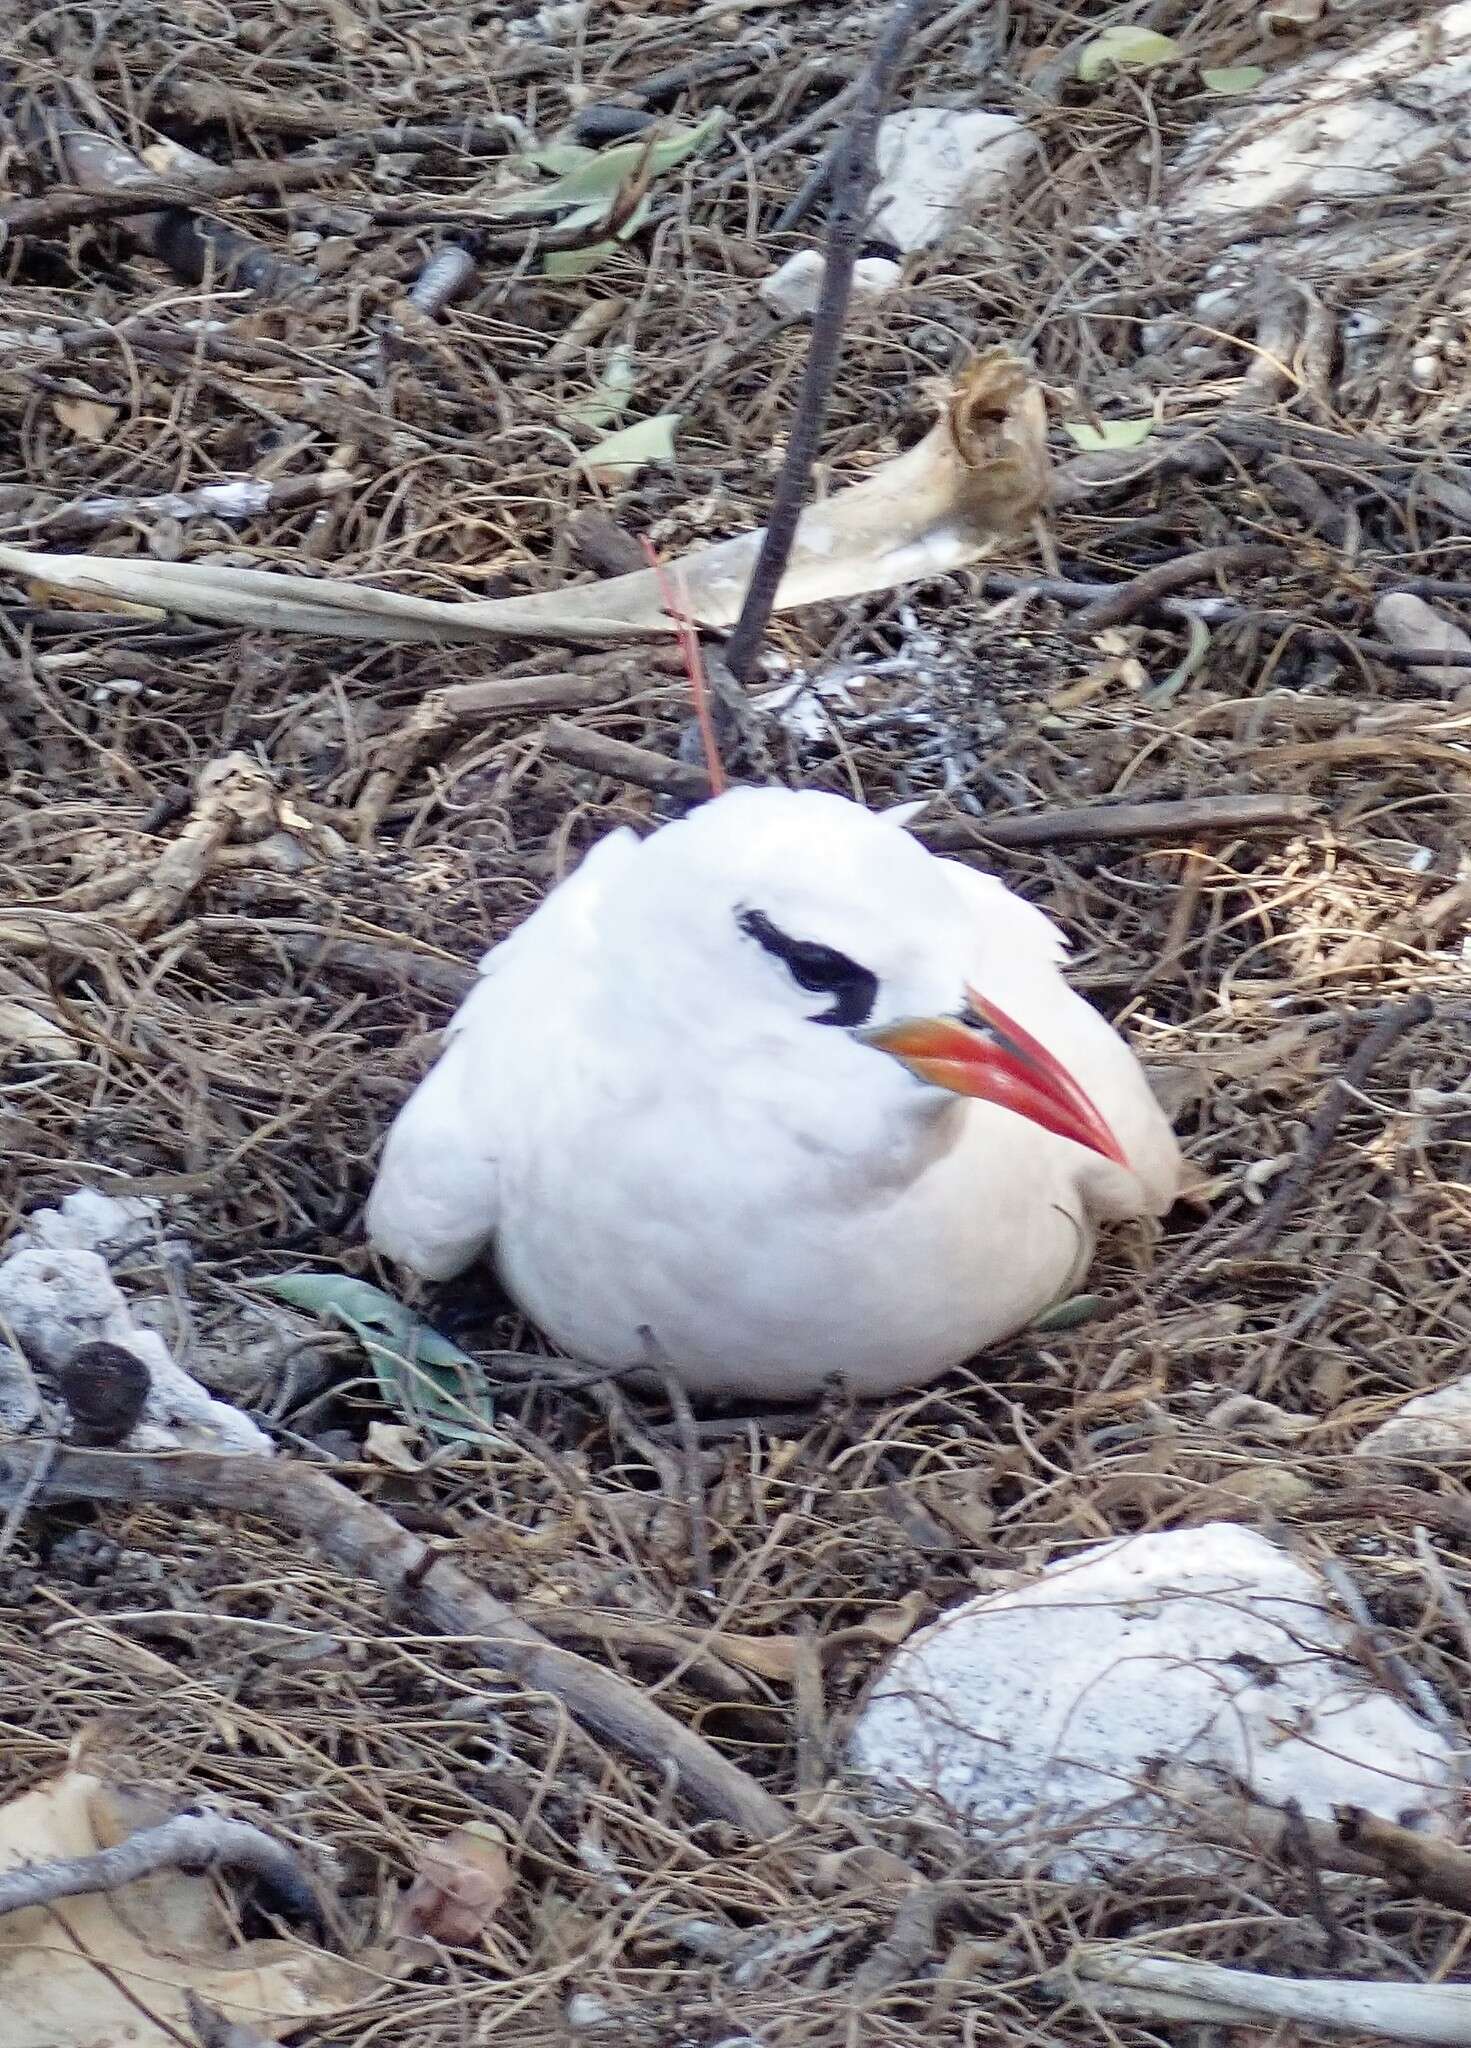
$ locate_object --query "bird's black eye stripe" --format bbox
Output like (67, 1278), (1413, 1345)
(737, 908), (878, 1027)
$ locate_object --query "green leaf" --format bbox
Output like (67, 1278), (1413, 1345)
(1200, 64), (1266, 93)
(1077, 26), (1182, 81)
(567, 343), (637, 431)
(255, 1272), (496, 1445)
(493, 111), (725, 220)
(1148, 607), (1213, 703)
(576, 412), (681, 475)
(524, 142), (597, 175)
(543, 195), (652, 277)
(1031, 1293), (1105, 1332)
(545, 241), (617, 279)
(1063, 416), (1154, 451)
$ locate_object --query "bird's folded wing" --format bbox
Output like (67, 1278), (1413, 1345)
(365, 827), (642, 1280)
(363, 975), (504, 1280)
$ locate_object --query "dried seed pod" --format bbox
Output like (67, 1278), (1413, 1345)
(53, 1341), (150, 1447)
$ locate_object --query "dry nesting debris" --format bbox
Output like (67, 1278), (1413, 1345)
(2, 0), (1471, 2042)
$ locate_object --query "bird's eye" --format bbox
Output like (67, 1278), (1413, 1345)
(737, 908), (878, 1027)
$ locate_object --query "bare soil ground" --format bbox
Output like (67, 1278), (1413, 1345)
(3, 0), (1471, 2041)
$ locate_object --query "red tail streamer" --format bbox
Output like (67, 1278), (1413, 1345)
(640, 537), (726, 797)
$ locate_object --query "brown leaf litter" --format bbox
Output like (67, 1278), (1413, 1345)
(2, 0), (1471, 2043)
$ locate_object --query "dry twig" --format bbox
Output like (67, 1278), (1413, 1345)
(0, 1441), (789, 1841)
(1247, 995), (1435, 1251)
(0, 1809), (322, 1928)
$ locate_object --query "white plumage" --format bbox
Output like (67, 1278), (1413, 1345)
(367, 788), (1180, 1400)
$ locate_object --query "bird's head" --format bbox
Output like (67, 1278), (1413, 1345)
(612, 787), (1129, 1170)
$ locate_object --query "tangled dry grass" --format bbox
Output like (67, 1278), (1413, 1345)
(3, 0), (1471, 2040)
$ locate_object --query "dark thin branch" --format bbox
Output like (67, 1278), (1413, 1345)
(536, 727), (1321, 848)
(720, 0), (936, 685)
(1071, 544), (1293, 634)
(1246, 995), (1435, 1252)
(2, 146), (372, 237)
(542, 718), (713, 800)
(185, 1995), (275, 2048)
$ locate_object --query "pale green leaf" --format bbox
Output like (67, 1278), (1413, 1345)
(524, 142), (597, 175)
(1148, 607), (1213, 703)
(1077, 26), (1182, 81)
(543, 195), (651, 276)
(1063, 416), (1154, 451)
(576, 412), (681, 475)
(545, 241), (617, 279)
(493, 110), (725, 219)
(255, 1272), (496, 1444)
(1032, 1292), (1105, 1332)
(1200, 64), (1266, 93)
(567, 343), (637, 431)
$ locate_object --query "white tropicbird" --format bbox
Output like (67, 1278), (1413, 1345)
(366, 788), (1180, 1400)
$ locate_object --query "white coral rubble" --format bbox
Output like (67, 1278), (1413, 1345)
(848, 1524), (1454, 1879)
(0, 1197), (270, 1456)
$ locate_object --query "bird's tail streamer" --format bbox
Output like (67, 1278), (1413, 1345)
(640, 536), (727, 797)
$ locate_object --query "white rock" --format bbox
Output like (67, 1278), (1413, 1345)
(1358, 1376), (1471, 1463)
(871, 108), (1039, 252)
(0, 1247), (271, 1456)
(0, 1346), (41, 1434)
(12, 1188), (159, 1259)
(847, 1524), (1454, 1879)
(759, 251), (901, 319)
(1174, 3), (1471, 220)
(566, 1993), (616, 2028)
(0, 1246), (136, 1367)
(1374, 592), (1471, 693)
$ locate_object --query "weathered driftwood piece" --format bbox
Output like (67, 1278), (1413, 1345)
(0, 1440), (789, 1842)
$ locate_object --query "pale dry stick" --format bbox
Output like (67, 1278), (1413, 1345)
(197, 918), (474, 1004)
(541, 717), (712, 800)
(0, 1809), (322, 1927)
(158, 77), (538, 144)
(655, 1368), (714, 1595)
(120, 754), (277, 939)
(0, 1442), (790, 1841)
(851, 1879), (945, 1996)
(921, 792), (1321, 850)
(791, 1628), (828, 1816)
(536, 727), (1323, 844)
(1066, 1948), (1471, 2043)
(34, 470), (353, 540)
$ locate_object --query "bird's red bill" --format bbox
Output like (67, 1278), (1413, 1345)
(862, 990), (1130, 1168)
